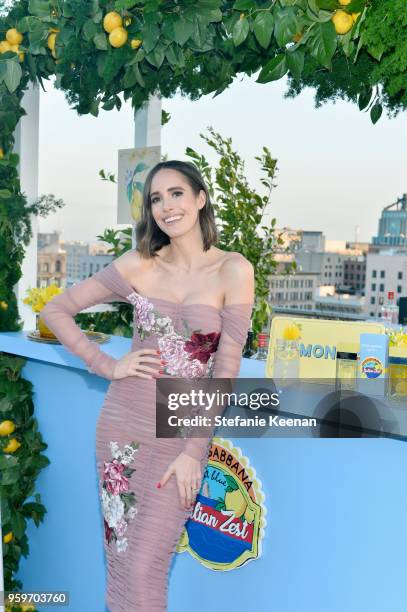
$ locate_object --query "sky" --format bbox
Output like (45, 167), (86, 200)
(37, 73), (407, 244)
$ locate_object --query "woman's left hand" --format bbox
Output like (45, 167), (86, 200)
(157, 452), (202, 510)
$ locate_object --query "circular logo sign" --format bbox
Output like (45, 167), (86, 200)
(361, 357), (383, 379)
(177, 438), (267, 570)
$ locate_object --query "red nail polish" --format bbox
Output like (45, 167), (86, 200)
(156, 350), (161, 355)
(156, 482), (161, 488)
(158, 369), (164, 374)
(160, 360), (166, 364)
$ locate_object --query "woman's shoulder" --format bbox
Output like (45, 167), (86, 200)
(113, 248), (153, 284)
(217, 250), (254, 301)
(218, 250), (254, 278)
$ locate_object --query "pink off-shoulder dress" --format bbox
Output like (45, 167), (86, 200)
(40, 257), (252, 612)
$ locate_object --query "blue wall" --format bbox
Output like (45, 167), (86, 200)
(1, 332), (406, 612)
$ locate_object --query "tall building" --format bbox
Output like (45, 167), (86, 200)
(37, 231), (66, 288)
(364, 251), (407, 317)
(372, 193), (407, 248)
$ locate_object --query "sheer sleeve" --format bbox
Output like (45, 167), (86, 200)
(39, 262), (132, 381)
(183, 303), (253, 461)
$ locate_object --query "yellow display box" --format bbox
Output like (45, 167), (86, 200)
(265, 316), (385, 379)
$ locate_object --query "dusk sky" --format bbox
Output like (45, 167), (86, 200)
(37, 73), (407, 244)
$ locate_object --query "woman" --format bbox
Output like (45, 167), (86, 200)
(40, 160), (255, 611)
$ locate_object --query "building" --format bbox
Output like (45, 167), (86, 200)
(343, 256), (366, 294)
(37, 231), (66, 288)
(314, 293), (365, 317)
(299, 230), (325, 252)
(364, 251), (407, 317)
(372, 193), (407, 249)
(63, 242), (114, 286)
(269, 272), (318, 311)
(295, 251), (346, 287)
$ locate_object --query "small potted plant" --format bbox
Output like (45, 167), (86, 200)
(23, 285), (64, 339)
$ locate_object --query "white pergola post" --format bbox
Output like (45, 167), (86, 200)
(132, 95), (162, 248)
(12, 80), (40, 331)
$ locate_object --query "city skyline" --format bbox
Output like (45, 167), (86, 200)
(37, 74), (407, 244)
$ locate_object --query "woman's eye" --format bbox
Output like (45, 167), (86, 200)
(173, 191), (183, 197)
(151, 196), (160, 204)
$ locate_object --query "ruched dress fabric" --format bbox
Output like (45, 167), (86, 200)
(40, 259), (252, 612)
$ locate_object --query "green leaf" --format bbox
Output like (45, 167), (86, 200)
(165, 44), (185, 68)
(115, 0), (144, 8)
(233, 0), (254, 9)
(83, 19), (98, 41)
(1, 467), (20, 485)
(253, 12), (274, 49)
(122, 65), (139, 88)
(370, 102), (383, 124)
(366, 41), (385, 62)
(28, 0), (52, 17)
(93, 32), (108, 50)
(274, 6), (299, 47)
(233, 17), (250, 46)
(142, 23), (160, 52)
(256, 53), (287, 83)
(358, 87), (372, 111)
(4, 60), (22, 94)
(345, 0), (366, 12)
(17, 16), (40, 33)
(308, 20), (337, 69)
(173, 17), (195, 46)
(146, 44), (165, 69)
(316, 0), (337, 9)
(286, 48), (305, 80)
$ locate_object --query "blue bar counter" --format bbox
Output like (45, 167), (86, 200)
(0, 330), (406, 612)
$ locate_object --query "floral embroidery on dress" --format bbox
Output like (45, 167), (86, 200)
(127, 291), (220, 379)
(101, 440), (139, 553)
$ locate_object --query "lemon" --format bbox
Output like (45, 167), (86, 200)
(47, 33), (57, 51)
(332, 10), (354, 35)
(395, 381), (407, 396)
(6, 28), (23, 45)
(3, 531), (13, 544)
(0, 40), (11, 53)
(130, 38), (142, 50)
(0, 420), (15, 436)
(19, 51), (25, 62)
(103, 11), (123, 33)
(109, 26), (128, 48)
(352, 12), (361, 22)
(224, 488), (247, 518)
(3, 438), (21, 453)
(244, 505), (255, 524)
(10, 44), (19, 53)
(49, 28), (60, 33)
(0, 147), (4, 159)
(282, 324), (301, 341)
(130, 189), (143, 221)
(338, 0), (351, 4)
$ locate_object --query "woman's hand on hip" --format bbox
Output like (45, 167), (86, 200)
(113, 348), (164, 380)
(157, 452), (202, 510)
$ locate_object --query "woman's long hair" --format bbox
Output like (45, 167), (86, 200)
(135, 160), (218, 257)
